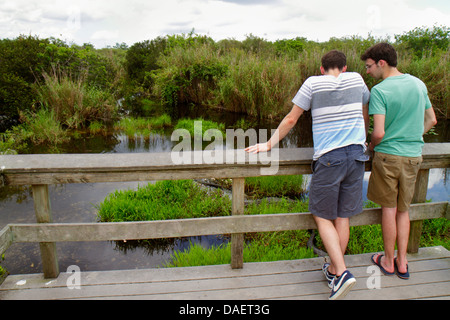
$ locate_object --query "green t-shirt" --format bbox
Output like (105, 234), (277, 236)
(369, 74), (432, 157)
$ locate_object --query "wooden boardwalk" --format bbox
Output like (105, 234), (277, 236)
(1, 246), (448, 300)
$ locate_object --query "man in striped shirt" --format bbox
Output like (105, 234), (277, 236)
(246, 50), (370, 299)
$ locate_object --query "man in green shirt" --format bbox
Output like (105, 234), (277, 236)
(361, 43), (437, 279)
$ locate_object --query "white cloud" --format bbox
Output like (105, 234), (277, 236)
(91, 30), (119, 41)
(0, 0), (448, 47)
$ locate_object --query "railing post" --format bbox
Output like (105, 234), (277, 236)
(231, 178), (245, 269)
(32, 185), (59, 278)
(408, 169), (430, 254)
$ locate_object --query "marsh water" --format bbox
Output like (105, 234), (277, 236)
(1, 107), (449, 275)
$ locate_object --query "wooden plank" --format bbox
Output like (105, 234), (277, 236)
(447, 202), (450, 220)
(0, 226), (12, 256)
(0, 144), (448, 185)
(32, 185), (59, 279)
(2, 254), (447, 293)
(2, 246), (447, 291)
(76, 257), (450, 300)
(1, 251), (448, 300)
(9, 212), (315, 242)
(0, 247), (447, 300)
(2, 166), (310, 185)
(5, 259), (447, 300)
(409, 169), (430, 253)
(9, 202), (447, 243)
(1, 143), (446, 173)
(231, 178), (245, 269)
(4, 271), (448, 300)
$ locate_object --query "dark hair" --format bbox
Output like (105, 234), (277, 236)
(321, 50), (346, 71)
(361, 43), (398, 67)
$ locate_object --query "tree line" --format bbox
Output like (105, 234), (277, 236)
(0, 25), (448, 131)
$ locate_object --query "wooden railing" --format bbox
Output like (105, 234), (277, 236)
(1, 143), (449, 279)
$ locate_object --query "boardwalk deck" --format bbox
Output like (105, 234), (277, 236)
(1, 246), (448, 300)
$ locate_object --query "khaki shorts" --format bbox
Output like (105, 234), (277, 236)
(367, 152), (422, 212)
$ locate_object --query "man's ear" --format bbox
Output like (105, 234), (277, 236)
(378, 60), (387, 67)
(320, 66), (325, 75)
(342, 65), (348, 72)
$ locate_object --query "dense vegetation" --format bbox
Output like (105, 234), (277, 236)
(0, 25), (448, 154)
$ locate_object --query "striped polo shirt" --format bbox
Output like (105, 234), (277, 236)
(292, 72), (370, 160)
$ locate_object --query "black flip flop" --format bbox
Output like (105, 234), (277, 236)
(371, 254), (395, 276)
(394, 257), (410, 280)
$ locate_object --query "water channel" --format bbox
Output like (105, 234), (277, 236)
(1, 107), (449, 275)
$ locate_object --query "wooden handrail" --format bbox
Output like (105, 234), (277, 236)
(0, 143), (449, 279)
(4, 202), (448, 243)
(1, 144), (449, 186)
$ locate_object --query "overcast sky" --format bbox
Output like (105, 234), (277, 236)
(1, 0), (449, 48)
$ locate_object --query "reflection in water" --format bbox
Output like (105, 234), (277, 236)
(0, 113), (448, 275)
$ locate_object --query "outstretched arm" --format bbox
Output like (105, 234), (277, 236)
(245, 105), (304, 154)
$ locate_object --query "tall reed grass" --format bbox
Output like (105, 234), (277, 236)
(152, 44), (228, 108)
(19, 108), (69, 145)
(216, 53), (302, 119)
(150, 35), (448, 120)
(397, 49), (449, 118)
(35, 68), (118, 129)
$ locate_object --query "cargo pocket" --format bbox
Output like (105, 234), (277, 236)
(406, 156), (422, 178)
(317, 156), (344, 169)
(408, 157), (422, 166)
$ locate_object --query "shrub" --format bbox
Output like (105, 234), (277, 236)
(0, 35), (50, 118)
(395, 25), (449, 58)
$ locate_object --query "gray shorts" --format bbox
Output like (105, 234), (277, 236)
(309, 144), (368, 220)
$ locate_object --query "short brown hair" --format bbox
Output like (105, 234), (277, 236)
(321, 50), (346, 71)
(361, 43), (398, 67)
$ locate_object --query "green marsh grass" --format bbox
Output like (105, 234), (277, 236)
(245, 175), (306, 199)
(421, 218), (450, 249)
(174, 117), (226, 139)
(96, 180), (231, 222)
(113, 114), (171, 138)
(0, 107), (69, 154)
(19, 108), (69, 145)
(165, 231), (315, 268)
(95, 177), (449, 268)
(88, 121), (104, 134)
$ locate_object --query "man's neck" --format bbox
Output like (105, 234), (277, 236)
(383, 67), (403, 80)
(324, 68), (344, 78)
